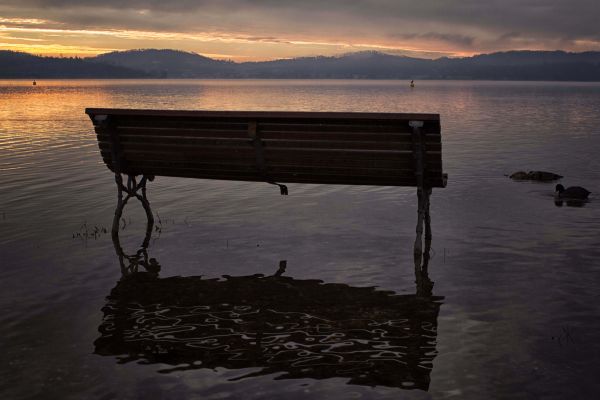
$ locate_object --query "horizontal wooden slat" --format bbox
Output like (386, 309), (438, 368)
(97, 135), (442, 152)
(100, 144), (256, 160)
(113, 166), (445, 187)
(98, 159), (445, 188)
(98, 133), (252, 147)
(263, 140), (441, 151)
(95, 118), (440, 136)
(121, 158), (442, 177)
(258, 123), (411, 134)
(116, 126), (249, 139)
(103, 126), (442, 143)
(99, 145), (443, 168)
(263, 156), (443, 170)
(100, 151), (435, 171)
(114, 119), (249, 131)
(99, 160), (442, 182)
(88, 111), (440, 134)
(112, 119), (421, 132)
(100, 155), (445, 179)
(259, 122), (438, 135)
(86, 108), (441, 122)
(265, 131), (440, 141)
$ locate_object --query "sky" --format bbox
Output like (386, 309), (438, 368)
(1, 0), (600, 61)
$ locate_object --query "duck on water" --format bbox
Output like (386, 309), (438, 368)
(555, 184), (591, 199)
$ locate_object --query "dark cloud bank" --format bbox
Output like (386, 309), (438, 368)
(2, 0), (600, 53)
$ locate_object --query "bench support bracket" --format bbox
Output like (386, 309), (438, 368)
(248, 121), (288, 195)
(112, 173), (155, 239)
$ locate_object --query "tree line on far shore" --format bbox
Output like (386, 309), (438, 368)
(2, 48), (600, 81)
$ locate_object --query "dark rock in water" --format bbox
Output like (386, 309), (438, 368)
(527, 171), (563, 181)
(510, 170), (563, 181)
(510, 171), (529, 180)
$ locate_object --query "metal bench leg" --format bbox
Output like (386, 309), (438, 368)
(139, 176), (155, 229)
(112, 173), (125, 238)
(414, 187), (427, 257)
(111, 173), (155, 239)
(414, 187), (433, 296)
(424, 187), (432, 242)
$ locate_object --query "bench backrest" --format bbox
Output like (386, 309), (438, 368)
(86, 109), (447, 188)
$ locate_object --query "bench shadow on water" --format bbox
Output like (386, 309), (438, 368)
(95, 220), (443, 391)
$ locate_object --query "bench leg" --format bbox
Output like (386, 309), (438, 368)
(424, 187), (432, 243)
(414, 187), (433, 296)
(112, 173), (125, 238)
(111, 173), (155, 239)
(414, 187), (430, 257)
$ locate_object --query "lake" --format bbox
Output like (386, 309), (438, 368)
(1, 79), (599, 399)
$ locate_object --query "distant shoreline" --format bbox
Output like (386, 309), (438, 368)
(3, 78), (600, 83)
(3, 49), (600, 82)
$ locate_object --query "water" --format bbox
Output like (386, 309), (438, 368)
(1, 79), (600, 399)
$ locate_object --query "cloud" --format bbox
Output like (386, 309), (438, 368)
(391, 32), (475, 48)
(1, 0), (599, 58)
(0, 17), (49, 25)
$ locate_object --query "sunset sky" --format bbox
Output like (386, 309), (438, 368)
(1, 0), (599, 61)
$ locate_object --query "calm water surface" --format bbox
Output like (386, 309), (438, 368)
(1, 80), (600, 399)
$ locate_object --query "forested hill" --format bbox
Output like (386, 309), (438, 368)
(2, 49), (600, 81)
(93, 49), (235, 78)
(0, 51), (148, 78)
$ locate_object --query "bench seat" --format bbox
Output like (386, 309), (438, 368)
(88, 109), (447, 188)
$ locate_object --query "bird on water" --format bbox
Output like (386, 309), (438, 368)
(555, 184), (591, 199)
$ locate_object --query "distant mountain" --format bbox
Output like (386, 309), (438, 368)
(2, 49), (600, 81)
(0, 50), (148, 78)
(93, 49), (234, 78)
(437, 51), (600, 80)
(464, 50), (600, 66)
(236, 51), (433, 79)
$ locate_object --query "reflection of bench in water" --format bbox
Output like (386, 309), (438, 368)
(96, 256), (442, 390)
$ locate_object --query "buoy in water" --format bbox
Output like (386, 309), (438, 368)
(410, 80), (415, 88)
(32, 80), (37, 86)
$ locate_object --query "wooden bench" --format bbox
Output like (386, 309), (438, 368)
(86, 108), (447, 253)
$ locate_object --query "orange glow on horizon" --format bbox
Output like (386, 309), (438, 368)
(0, 19), (473, 61)
(1, 15), (599, 61)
